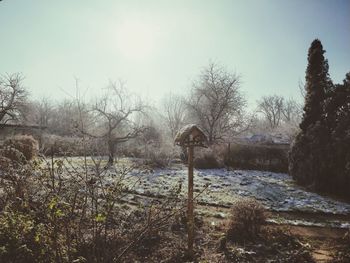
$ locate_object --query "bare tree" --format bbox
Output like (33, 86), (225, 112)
(162, 93), (187, 139)
(30, 97), (54, 127)
(257, 95), (284, 129)
(281, 98), (302, 125)
(0, 73), (27, 126)
(86, 81), (147, 165)
(187, 63), (246, 144)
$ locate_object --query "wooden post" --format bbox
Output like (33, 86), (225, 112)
(187, 145), (194, 259)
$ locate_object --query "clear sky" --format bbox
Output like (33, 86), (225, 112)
(0, 0), (349, 108)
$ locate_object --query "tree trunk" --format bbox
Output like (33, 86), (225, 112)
(107, 139), (115, 166)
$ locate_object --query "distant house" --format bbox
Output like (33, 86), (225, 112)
(230, 133), (291, 147)
(246, 134), (290, 145)
(0, 123), (46, 143)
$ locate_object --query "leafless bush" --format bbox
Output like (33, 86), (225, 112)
(0, 150), (185, 263)
(227, 198), (266, 242)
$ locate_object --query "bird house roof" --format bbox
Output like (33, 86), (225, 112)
(174, 124), (208, 147)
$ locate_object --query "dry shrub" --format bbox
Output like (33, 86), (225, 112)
(41, 134), (106, 156)
(142, 145), (178, 168)
(143, 149), (172, 168)
(0, 156), (13, 170)
(227, 198), (266, 242)
(3, 135), (38, 161)
(193, 148), (223, 169)
(41, 134), (83, 156)
(120, 146), (142, 158)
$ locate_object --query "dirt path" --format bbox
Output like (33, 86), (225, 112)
(197, 203), (349, 262)
(312, 247), (333, 262)
(287, 225), (347, 262)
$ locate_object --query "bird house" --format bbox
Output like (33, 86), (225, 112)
(174, 124), (208, 259)
(174, 124), (208, 148)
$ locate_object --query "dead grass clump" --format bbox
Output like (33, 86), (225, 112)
(227, 198), (266, 242)
(3, 135), (38, 161)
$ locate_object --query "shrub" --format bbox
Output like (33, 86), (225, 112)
(120, 146), (143, 158)
(41, 134), (107, 156)
(3, 135), (38, 161)
(227, 198), (266, 242)
(193, 148), (223, 169)
(142, 145), (177, 168)
(0, 208), (54, 263)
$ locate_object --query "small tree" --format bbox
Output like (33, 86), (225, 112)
(88, 81), (147, 165)
(0, 73), (27, 126)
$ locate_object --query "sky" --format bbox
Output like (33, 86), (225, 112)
(0, 0), (349, 109)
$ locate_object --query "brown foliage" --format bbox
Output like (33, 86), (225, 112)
(227, 198), (266, 242)
(3, 135), (38, 161)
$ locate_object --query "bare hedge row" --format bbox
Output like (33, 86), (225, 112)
(193, 143), (289, 173)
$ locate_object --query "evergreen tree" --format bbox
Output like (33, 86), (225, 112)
(300, 39), (331, 131)
(290, 39), (331, 188)
(325, 73), (350, 196)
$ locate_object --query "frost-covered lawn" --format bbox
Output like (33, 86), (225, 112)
(58, 156), (350, 228)
(129, 167), (350, 215)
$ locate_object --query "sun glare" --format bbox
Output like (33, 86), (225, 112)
(116, 20), (156, 59)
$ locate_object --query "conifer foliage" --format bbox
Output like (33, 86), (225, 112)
(289, 39), (350, 199)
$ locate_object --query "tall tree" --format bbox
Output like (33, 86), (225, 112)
(289, 39), (332, 187)
(323, 73), (350, 196)
(187, 63), (246, 144)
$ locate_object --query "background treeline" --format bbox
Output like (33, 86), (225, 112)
(0, 63), (301, 171)
(1, 39), (349, 199)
